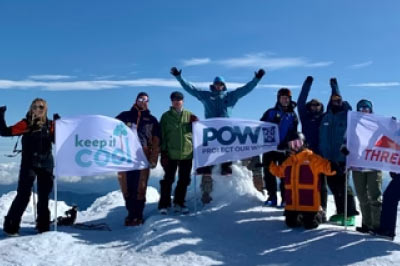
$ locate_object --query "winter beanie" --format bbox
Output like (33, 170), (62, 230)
(170, 91), (184, 101)
(136, 92), (149, 101)
(277, 88), (292, 101)
(213, 76), (226, 85)
(357, 99), (373, 112)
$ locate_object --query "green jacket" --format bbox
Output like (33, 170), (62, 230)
(160, 107), (197, 160)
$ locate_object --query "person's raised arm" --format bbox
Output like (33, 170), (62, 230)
(297, 76), (313, 120)
(229, 69), (265, 100)
(171, 67), (203, 100)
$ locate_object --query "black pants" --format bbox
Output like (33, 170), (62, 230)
(327, 164), (358, 216)
(285, 210), (322, 229)
(159, 159), (192, 209)
(320, 174), (328, 211)
(262, 151), (287, 201)
(5, 166), (53, 231)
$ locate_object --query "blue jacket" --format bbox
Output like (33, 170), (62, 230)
(175, 75), (261, 118)
(297, 78), (324, 154)
(319, 81), (352, 162)
(260, 102), (298, 150)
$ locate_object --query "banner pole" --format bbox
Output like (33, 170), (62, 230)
(193, 172), (197, 214)
(32, 184), (37, 223)
(344, 168), (348, 231)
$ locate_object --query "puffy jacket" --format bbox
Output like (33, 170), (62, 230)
(319, 81), (352, 163)
(0, 114), (54, 170)
(116, 105), (160, 165)
(269, 149), (336, 212)
(260, 102), (298, 150)
(175, 75), (261, 118)
(297, 79), (324, 154)
(160, 108), (198, 160)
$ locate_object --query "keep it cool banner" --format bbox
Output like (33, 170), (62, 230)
(55, 115), (148, 176)
(192, 118), (279, 168)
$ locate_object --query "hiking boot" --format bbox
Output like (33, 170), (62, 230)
(174, 204), (189, 214)
(36, 223), (50, 233)
(159, 208), (168, 215)
(124, 217), (144, 226)
(3, 217), (20, 236)
(337, 216), (355, 226)
(329, 214), (344, 223)
(264, 197), (277, 207)
(320, 211), (327, 223)
(356, 224), (371, 234)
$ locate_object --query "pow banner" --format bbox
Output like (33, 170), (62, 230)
(55, 115), (149, 176)
(346, 111), (400, 172)
(192, 118), (279, 168)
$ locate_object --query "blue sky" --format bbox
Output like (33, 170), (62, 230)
(1, 0), (400, 160)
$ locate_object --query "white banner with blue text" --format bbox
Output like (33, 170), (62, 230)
(192, 118), (279, 169)
(55, 115), (149, 176)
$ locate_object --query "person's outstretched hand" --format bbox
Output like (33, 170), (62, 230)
(255, 69), (265, 79)
(170, 67), (182, 77)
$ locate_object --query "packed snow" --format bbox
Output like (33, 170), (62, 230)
(1, 163), (400, 266)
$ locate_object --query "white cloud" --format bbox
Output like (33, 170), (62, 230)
(350, 82), (400, 87)
(182, 58), (211, 66)
(304, 61), (334, 68)
(348, 61), (373, 69)
(0, 78), (182, 91)
(28, 75), (75, 80)
(0, 162), (19, 185)
(217, 53), (332, 70)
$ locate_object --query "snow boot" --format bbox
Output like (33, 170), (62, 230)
(3, 216), (20, 236)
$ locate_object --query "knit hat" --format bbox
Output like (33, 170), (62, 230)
(356, 99), (373, 112)
(170, 91), (184, 101)
(278, 88), (292, 97)
(213, 76), (226, 85)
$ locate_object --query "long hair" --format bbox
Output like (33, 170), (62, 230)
(25, 98), (48, 129)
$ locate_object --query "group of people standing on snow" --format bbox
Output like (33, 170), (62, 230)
(0, 67), (399, 241)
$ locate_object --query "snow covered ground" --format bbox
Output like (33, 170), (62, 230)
(1, 164), (399, 266)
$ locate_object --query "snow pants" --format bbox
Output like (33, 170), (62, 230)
(4, 166), (53, 233)
(353, 170), (382, 230)
(379, 175), (400, 238)
(158, 159), (192, 209)
(118, 169), (150, 220)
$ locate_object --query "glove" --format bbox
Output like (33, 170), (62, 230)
(305, 76), (313, 83)
(329, 161), (339, 172)
(0, 106), (6, 114)
(392, 116), (397, 121)
(255, 69), (265, 79)
(330, 78), (338, 87)
(53, 113), (61, 121)
(161, 152), (169, 169)
(170, 67), (182, 77)
(340, 145), (350, 156)
(390, 172), (399, 178)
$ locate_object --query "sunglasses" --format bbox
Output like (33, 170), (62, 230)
(137, 98), (149, 103)
(359, 106), (371, 112)
(32, 105), (45, 110)
(310, 103), (321, 107)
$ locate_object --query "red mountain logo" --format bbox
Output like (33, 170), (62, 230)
(375, 136), (400, 151)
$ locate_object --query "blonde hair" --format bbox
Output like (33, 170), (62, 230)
(26, 98), (48, 129)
